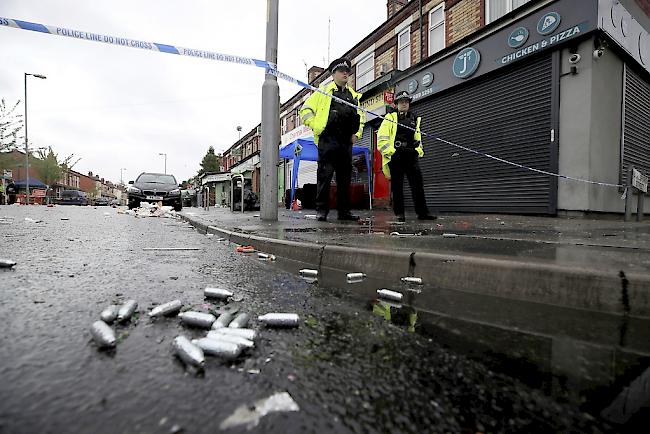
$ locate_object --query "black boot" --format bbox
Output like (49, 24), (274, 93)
(317, 211), (328, 222)
(417, 214), (437, 220)
(337, 212), (359, 221)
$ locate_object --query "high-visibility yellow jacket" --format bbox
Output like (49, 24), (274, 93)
(299, 81), (365, 145)
(377, 112), (423, 179)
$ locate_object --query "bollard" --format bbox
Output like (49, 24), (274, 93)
(148, 300), (183, 318)
(100, 305), (120, 323)
(192, 338), (241, 360)
(214, 328), (258, 340)
(377, 289), (404, 302)
(204, 287), (233, 300)
(173, 336), (205, 368)
(90, 321), (116, 348)
(178, 311), (216, 328)
(212, 312), (235, 329)
(117, 300), (138, 322)
(258, 313), (300, 327)
(229, 313), (250, 328)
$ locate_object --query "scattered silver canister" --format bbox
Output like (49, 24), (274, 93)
(299, 269), (318, 278)
(207, 331), (255, 349)
(377, 289), (403, 302)
(191, 338), (241, 360)
(204, 287), (233, 300)
(212, 312), (235, 329)
(215, 328), (258, 341)
(229, 313), (250, 329)
(401, 277), (423, 285)
(178, 311), (216, 328)
(346, 272), (366, 282)
(90, 320), (116, 348)
(0, 259), (17, 268)
(100, 305), (120, 323)
(148, 300), (183, 318)
(173, 336), (205, 368)
(117, 300), (138, 322)
(258, 313), (300, 327)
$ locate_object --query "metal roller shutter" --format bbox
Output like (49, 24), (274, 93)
(411, 53), (557, 214)
(622, 65), (650, 184)
(351, 126), (373, 184)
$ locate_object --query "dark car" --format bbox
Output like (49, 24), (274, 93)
(56, 190), (89, 206)
(127, 172), (182, 211)
(94, 197), (111, 206)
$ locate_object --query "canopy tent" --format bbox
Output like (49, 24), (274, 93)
(13, 177), (47, 189)
(279, 137), (372, 210)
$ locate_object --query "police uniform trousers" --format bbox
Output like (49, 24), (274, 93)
(388, 148), (429, 217)
(316, 135), (352, 215)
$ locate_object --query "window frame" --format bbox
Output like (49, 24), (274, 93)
(428, 3), (445, 57)
(397, 26), (411, 70)
(355, 52), (375, 89)
(485, 0), (531, 25)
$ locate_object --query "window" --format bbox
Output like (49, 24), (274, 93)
(428, 3), (445, 56)
(356, 53), (374, 89)
(486, 0), (531, 24)
(398, 27), (411, 70)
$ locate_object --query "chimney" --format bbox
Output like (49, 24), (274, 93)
(387, 0), (408, 19)
(88, 171), (93, 177)
(308, 66), (325, 84)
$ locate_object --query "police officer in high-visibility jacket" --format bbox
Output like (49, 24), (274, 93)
(377, 91), (435, 222)
(299, 58), (365, 222)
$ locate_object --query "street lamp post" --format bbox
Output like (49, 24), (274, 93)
(24, 72), (47, 205)
(261, 0), (279, 221)
(120, 168), (127, 185)
(237, 126), (242, 141)
(159, 153), (167, 174)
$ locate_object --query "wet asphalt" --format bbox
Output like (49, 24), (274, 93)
(0, 205), (632, 433)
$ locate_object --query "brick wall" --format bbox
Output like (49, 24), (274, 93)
(375, 46), (396, 75)
(447, 0), (482, 45)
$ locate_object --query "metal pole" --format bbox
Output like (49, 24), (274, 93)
(24, 73), (29, 205)
(625, 165), (634, 222)
(260, 0), (279, 221)
(164, 154), (167, 174)
(637, 192), (645, 222)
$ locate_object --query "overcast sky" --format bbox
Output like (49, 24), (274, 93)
(1, 1), (385, 183)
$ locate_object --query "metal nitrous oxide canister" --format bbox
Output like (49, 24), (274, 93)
(212, 312), (235, 329)
(258, 313), (300, 327)
(215, 328), (258, 341)
(117, 300), (138, 322)
(228, 313), (250, 329)
(173, 336), (205, 368)
(299, 269), (318, 278)
(401, 277), (423, 285)
(0, 259), (17, 268)
(377, 289), (403, 302)
(148, 300), (183, 318)
(178, 311), (216, 328)
(100, 305), (120, 323)
(90, 321), (116, 348)
(207, 331), (255, 348)
(204, 287), (233, 300)
(191, 338), (241, 360)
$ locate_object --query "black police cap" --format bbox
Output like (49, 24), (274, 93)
(394, 91), (412, 102)
(328, 58), (352, 73)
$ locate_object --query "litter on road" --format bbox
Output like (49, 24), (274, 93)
(90, 321), (116, 349)
(142, 247), (201, 251)
(204, 287), (233, 300)
(172, 336), (205, 369)
(0, 259), (17, 269)
(390, 232), (417, 237)
(179, 311), (216, 328)
(148, 300), (183, 318)
(236, 245), (256, 254)
(219, 391), (299, 431)
(299, 269), (318, 278)
(100, 305), (120, 323)
(229, 313), (250, 329)
(401, 277), (423, 285)
(117, 300), (138, 322)
(191, 338), (241, 360)
(215, 328), (258, 341)
(346, 272), (366, 283)
(212, 312), (235, 329)
(207, 331), (255, 349)
(442, 233), (459, 238)
(257, 253), (276, 261)
(258, 313), (300, 328)
(377, 289), (404, 302)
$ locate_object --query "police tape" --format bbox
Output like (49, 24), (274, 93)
(1, 16), (624, 189)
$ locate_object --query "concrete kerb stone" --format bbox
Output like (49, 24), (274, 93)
(180, 214), (650, 317)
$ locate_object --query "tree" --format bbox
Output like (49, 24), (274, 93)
(33, 147), (80, 188)
(198, 146), (221, 176)
(0, 98), (24, 173)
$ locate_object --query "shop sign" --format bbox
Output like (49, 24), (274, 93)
(632, 168), (648, 193)
(452, 47), (481, 79)
(384, 90), (394, 105)
(280, 124), (312, 146)
(508, 27), (529, 48)
(422, 72), (434, 87)
(361, 92), (385, 112)
(537, 12), (561, 35)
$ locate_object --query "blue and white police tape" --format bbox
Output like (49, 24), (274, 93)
(1, 16), (625, 190)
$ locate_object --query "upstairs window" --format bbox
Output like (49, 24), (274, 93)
(356, 53), (375, 89)
(428, 3), (445, 56)
(398, 27), (411, 70)
(486, 0), (531, 24)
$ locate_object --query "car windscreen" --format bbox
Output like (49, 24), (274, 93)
(62, 191), (79, 197)
(136, 174), (177, 185)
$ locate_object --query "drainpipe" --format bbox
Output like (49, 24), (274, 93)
(419, 0), (423, 61)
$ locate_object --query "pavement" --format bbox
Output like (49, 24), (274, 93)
(180, 207), (650, 317)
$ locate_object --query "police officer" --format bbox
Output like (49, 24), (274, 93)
(377, 91), (435, 222)
(299, 58), (365, 221)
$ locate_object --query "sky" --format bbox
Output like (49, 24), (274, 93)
(0, 0), (386, 184)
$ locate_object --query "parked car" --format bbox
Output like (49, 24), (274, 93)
(56, 190), (89, 206)
(127, 172), (182, 211)
(109, 199), (121, 207)
(94, 197), (111, 206)
(181, 189), (196, 208)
